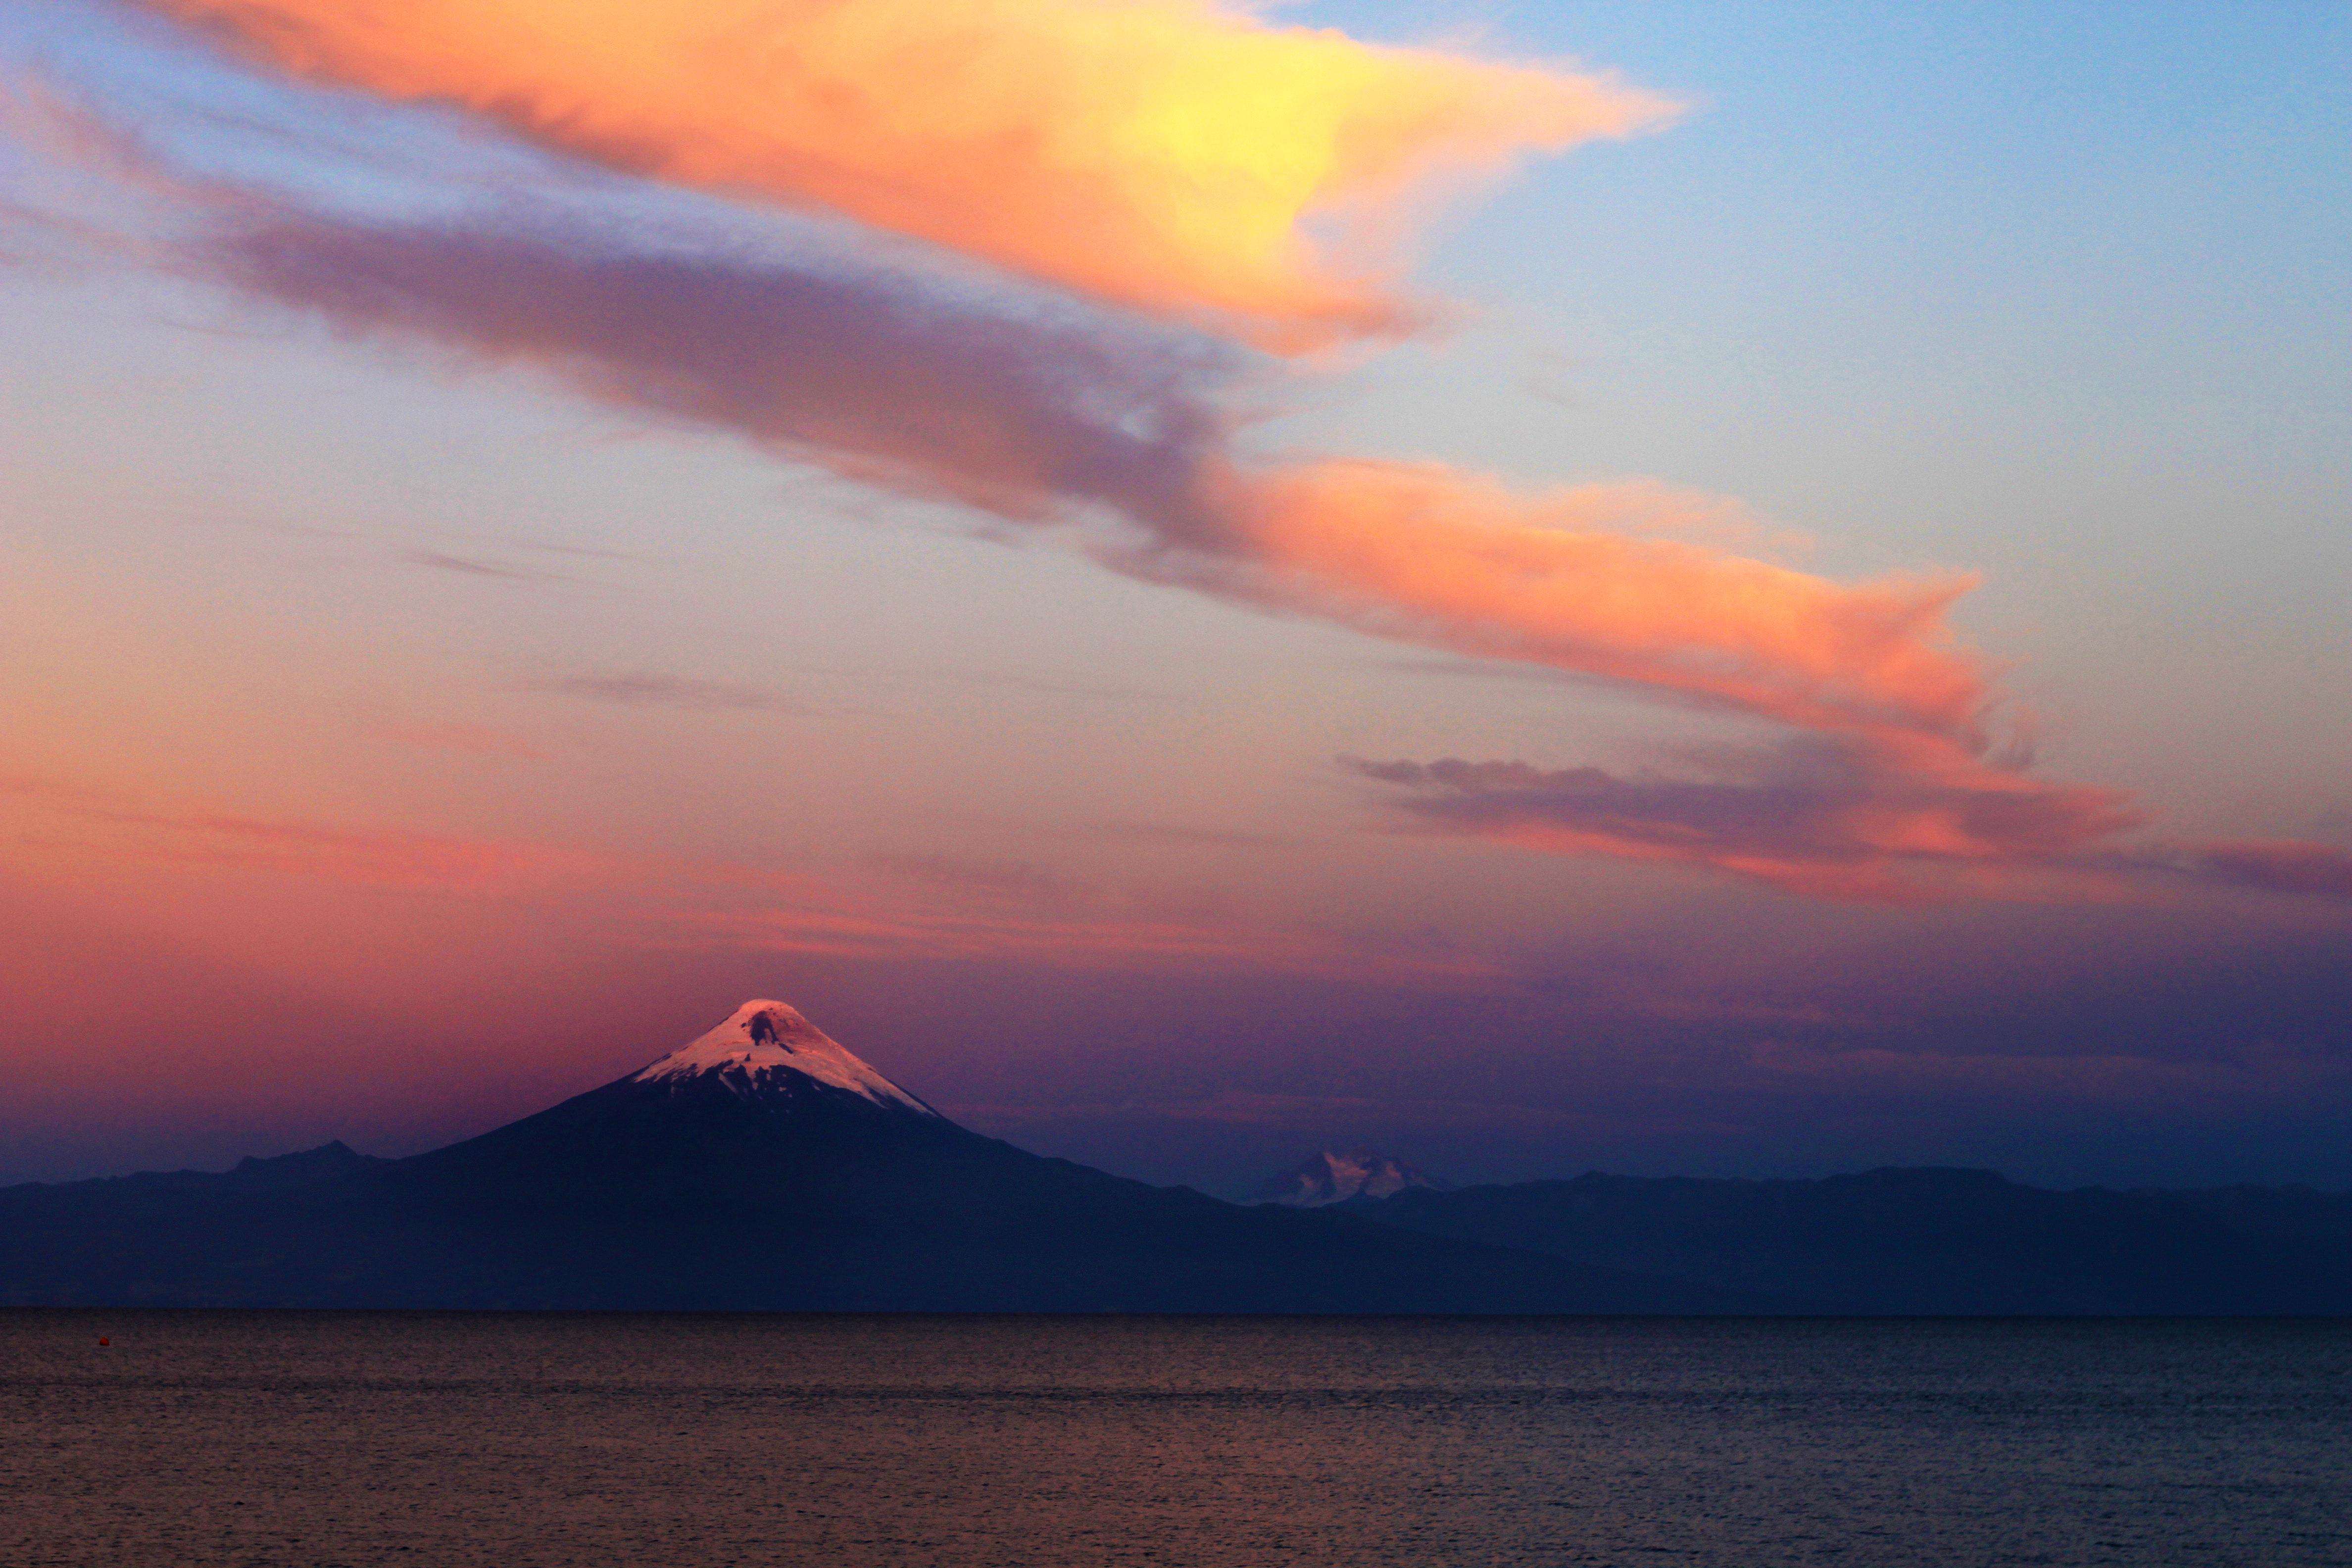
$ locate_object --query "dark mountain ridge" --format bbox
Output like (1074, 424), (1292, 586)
(0, 1003), (1767, 1314)
(1352, 1166), (2352, 1316)
(11, 1003), (2344, 1315)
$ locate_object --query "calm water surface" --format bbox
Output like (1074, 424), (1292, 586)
(3, 1313), (2347, 1567)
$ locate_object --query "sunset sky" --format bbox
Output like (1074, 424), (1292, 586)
(4, 0), (2347, 1194)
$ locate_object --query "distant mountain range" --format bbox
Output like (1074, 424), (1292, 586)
(1349, 1168), (2352, 1316)
(0, 1003), (1756, 1314)
(4, 1001), (2345, 1315)
(1251, 1149), (1450, 1208)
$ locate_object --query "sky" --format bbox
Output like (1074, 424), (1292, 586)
(2, 0), (2347, 1195)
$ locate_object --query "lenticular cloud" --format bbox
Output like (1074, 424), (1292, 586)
(128, 0), (1677, 346)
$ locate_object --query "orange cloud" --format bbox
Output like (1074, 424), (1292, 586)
(1202, 460), (1994, 740)
(200, 210), (2006, 752)
(11, 79), (2169, 908)
(131, 0), (1674, 345)
(184, 208), (2125, 900)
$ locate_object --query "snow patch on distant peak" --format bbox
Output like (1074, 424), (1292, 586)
(632, 1001), (936, 1115)
(1250, 1148), (1450, 1207)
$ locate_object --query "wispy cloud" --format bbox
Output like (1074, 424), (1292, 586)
(36, 795), (607, 895)
(530, 670), (802, 714)
(677, 898), (1493, 982)
(6, 773), (1483, 981)
(2181, 840), (2352, 902)
(378, 721), (545, 760)
(939, 669), (1187, 705)
(1352, 746), (2352, 910)
(200, 209), (2011, 748)
(1751, 1038), (2352, 1107)
(402, 548), (535, 580)
(1350, 738), (2139, 902)
(1081, 821), (1292, 849)
(868, 852), (1077, 900)
(214, 209), (1232, 535)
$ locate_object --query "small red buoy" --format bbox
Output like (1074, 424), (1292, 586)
(98, 1337), (109, 1346)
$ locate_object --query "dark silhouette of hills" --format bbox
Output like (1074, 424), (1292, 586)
(11, 1003), (2345, 1315)
(1352, 1167), (2352, 1315)
(0, 1003), (1765, 1314)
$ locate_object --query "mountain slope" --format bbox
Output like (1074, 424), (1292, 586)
(1355, 1168), (2352, 1315)
(0, 1003), (1770, 1314)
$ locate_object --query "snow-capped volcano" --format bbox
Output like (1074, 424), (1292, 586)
(631, 1000), (937, 1117)
(0, 994), (1771, 1313)
(1252, 1149), (1451, 1208)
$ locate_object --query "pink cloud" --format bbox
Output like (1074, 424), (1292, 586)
(1352, 735), (2140, 902)
(129, 0), (1675, 346)
(6, 66), (2220, 912)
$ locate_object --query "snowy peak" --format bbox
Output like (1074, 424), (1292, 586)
(1251, 1148), (1451, 1208)
(631, 1001), (937, 1117)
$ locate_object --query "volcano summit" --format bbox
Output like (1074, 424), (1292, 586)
(630, 1001), (939, 1114)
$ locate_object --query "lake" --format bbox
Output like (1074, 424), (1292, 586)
(4, 1312), (2347, 1566)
